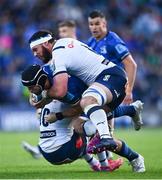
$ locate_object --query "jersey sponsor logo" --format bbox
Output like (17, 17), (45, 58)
(100, 45), (107, 54)
(40, 130), (56, 138)
(115, 44), (127, 54)
(103, 75), (110, 81)
(68, 41), (74, 48)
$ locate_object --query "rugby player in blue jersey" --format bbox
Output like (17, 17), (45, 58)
(88, 10), (136, 105)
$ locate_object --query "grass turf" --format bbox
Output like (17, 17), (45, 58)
(0, 128), (162, 179)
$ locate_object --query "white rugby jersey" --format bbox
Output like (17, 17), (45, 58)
(51, 38), (115, 85)
(38, 100), (73, 153)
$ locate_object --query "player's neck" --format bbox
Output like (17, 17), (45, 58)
(95, 31), (107, 41)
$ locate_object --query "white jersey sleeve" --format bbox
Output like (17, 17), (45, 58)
(38, 100), (73, 153)
(51, 38), (115, 85)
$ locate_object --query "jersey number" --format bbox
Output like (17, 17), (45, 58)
(40, 108), (50, 127)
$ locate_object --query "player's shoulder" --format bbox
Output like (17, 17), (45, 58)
(53, 38), (80, 51)
(53, 38), (71, 48)
(87, 36), (95, 45)
(107, 31), (124, 43)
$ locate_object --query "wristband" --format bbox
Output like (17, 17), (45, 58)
(55, 112), (64, 120)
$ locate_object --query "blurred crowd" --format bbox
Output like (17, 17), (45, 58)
(0, 0), (162, 111)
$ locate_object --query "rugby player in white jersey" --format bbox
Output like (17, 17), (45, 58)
(23, 97), (102, 169)
(28, 30), (127, 154)
(21, 64), (145, 173)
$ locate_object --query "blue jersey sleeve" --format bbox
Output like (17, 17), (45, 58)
(61, 75), (88, 105)
(111, 43), (129, 61)
(107, 32), (130, 62)
(68, 76), (88, 100)
(42, 65), (87, 104)
(42, 64), (55, 77)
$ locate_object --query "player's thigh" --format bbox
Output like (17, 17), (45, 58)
(95, 75), (126, 109)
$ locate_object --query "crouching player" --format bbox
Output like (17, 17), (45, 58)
(38, 99), (103, 170)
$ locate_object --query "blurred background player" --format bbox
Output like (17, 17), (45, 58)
(88, 10), (137, 104)
(58, 20), (77, 39)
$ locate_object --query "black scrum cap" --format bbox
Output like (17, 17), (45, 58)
(21, 64), (48, 90)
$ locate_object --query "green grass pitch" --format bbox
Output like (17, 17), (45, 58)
(0, 128), (162, 179)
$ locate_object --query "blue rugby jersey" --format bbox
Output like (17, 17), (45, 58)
(43, 64), (87, 104)
(87, 31), (130, 67)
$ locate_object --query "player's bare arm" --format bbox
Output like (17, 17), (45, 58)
(122, 54), (137, 104)
(47, 73), (69, 98)
(44, 102), (82, 123)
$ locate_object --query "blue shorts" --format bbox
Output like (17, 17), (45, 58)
(38, 132), (87, 165)
(95, 66), (127, 110)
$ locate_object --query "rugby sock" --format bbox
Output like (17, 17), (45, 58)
(83, 153), (99, 166)
(97, 152), (109, 167)
(115, 141), (139, 161)
(106, 151), (113, 159)
(113, 105), (136, 118)
(84, 104), (111, 138)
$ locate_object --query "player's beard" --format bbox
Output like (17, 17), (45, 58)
(42, 46), (52, 64)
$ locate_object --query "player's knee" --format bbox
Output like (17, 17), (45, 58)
(83, 120), (97, 137)
(80, 96), (97, 109)
(81, 85), (107, 107)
